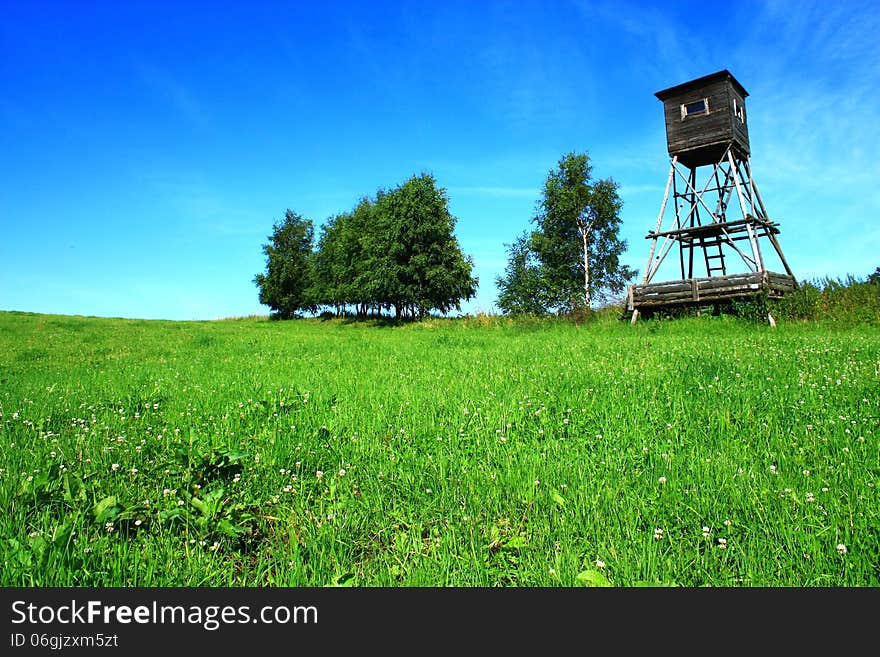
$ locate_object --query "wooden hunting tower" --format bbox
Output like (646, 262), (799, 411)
(628, 70), (797, 324)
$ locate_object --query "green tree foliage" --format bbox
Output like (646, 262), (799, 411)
(495, 232), (546, 315)
(312, 211), (350, 315)
(254, 210), (317, 319)
(497, 151), (636, 316)
(325, 198), (377, 317)
(371, 174), (478, 318)
(260, 174), (477, 320)
(771, 274), (880, 324)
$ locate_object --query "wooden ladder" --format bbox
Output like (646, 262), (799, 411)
(702, 238), (727, 276)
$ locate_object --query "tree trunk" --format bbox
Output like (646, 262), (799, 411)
(582, 228), (590, 310)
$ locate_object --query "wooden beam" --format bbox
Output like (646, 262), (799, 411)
(727, 149), (763, 273)
(642, 156), (677, 285)
(631, 271), (797, 310)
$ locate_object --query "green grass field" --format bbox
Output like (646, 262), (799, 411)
(1, 310), (877, 586)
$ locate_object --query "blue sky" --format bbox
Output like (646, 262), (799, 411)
(2, 0), (878, 320)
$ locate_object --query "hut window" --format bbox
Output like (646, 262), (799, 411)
(681, 98), (708, 119)
(733, 97), (745, 122)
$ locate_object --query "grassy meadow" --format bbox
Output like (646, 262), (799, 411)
(1, 310), (877, 586)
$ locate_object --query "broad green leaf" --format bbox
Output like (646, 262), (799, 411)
(329, 573), (356, 587)
(190, 497), (209, 516)
(217, 519), (245, 537)
(62, 473), (85, 504)
(27, 534), (49, 558)
(575, 569), (612, 587)
(51, 520), (75, 548)
(633, 580), (678, 587)
(93, 496), (120, 522)
(551, 491), (566, 508)
(504, 534), (529, 549)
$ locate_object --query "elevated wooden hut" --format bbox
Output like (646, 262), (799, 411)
(655, 69), (750, 168)
(628, 70), (797, 325)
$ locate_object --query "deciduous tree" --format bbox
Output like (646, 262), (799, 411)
(254, 210), (317, 319)
(370, 173), (477, 318)
(497, 152), (635, 315)
(495, 232), (546, 315)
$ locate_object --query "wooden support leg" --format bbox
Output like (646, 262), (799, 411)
(630, 309), (640, 325)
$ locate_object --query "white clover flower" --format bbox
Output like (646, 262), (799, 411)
(338, 468), (346, 477)
(837, 543), (848, 555)
(316, 470), (324, 479)
(717, 537), (727, 549)
(104, 522), (114, 532)
(111, 463), (120, 471)
(595, 559), (606, 569)
(702, 526), (711, 538)
(653, 528), (663, 540)
(658, 476), (667, 485)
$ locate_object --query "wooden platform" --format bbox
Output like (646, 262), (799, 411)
(628, 271), (797, 311)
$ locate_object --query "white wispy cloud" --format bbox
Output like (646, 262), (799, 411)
(133, 60), (207, 128)
(447, 185), (539, 199)
(619, 183), (664, 196)
(573, 0), (691, 83)
(134, 169), (264, 236)
(584, 0), (880, 280)
(734, 1), (880, 279)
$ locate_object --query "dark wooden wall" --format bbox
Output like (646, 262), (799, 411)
(660, 79), (750, 167)
(730, 87), (750, 153)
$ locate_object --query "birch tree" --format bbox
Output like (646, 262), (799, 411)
(527, 152), (635, 314)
